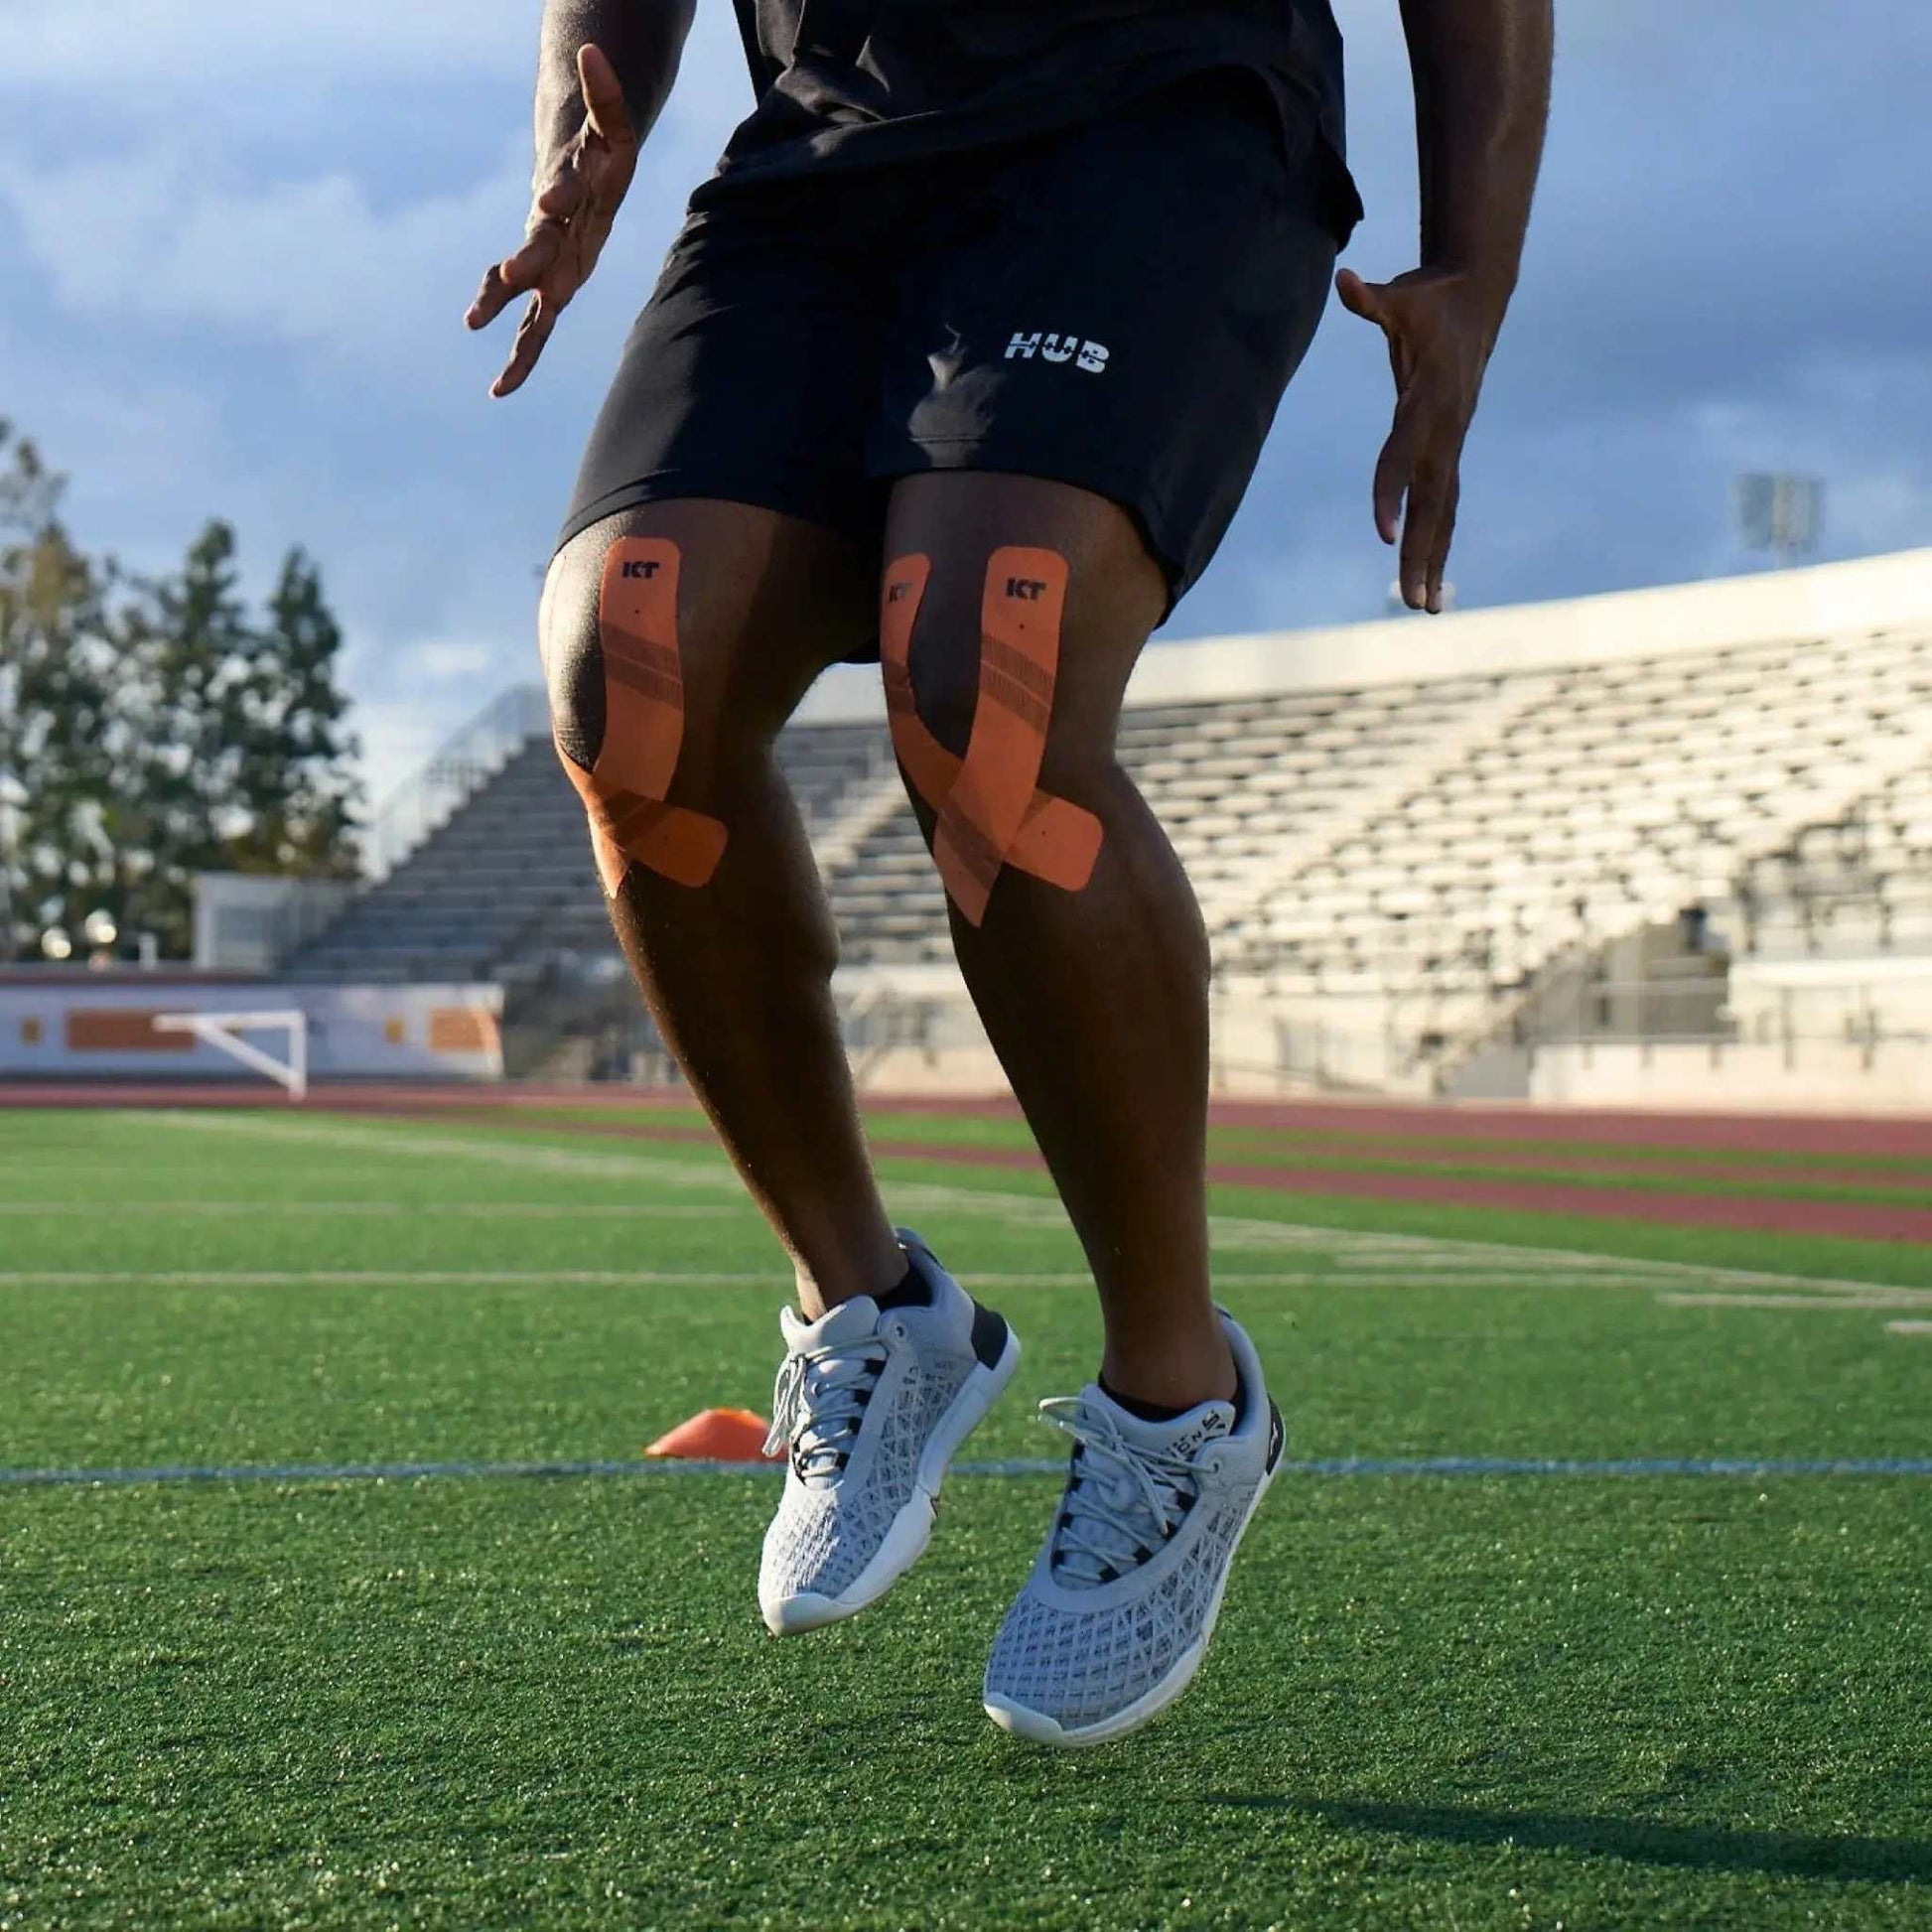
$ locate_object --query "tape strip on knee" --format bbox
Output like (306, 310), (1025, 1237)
(881, 553), (1100, 916)
(933, 548), (1083, 925)
(560, 537), (728, 894)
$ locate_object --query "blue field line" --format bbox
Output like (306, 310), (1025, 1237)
(4, 1453), (1931, 1491)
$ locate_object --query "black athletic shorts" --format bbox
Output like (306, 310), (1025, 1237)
(560, 69), (1338, 655)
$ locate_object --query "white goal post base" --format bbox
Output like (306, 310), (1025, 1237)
(152, 1010), (310, 1101)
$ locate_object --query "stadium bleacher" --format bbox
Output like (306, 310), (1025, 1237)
(289, 722), (891, 984)
(285, 552), (1932, 1089)
(1738, 747), (1932, 958)
(291, 640), (1932, 984)
(1219, 624), (1932, 991)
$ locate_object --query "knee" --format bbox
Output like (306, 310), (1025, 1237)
(539, 543), (607, 771)
(542, 530), (779, 794)
(541, 530), (752, 893)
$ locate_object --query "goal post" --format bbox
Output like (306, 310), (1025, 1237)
(151, 1010), (310, 1101)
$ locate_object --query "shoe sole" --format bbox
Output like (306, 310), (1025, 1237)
(762, 1319), (1022, 1636)
(982, 1403), (1285, 1746)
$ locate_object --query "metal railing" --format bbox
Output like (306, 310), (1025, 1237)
(362, 684), (550, 882)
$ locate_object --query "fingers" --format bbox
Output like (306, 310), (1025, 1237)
(578, 44), (636, 147)
(503, 218), (567, 291)
(467, 262), (514, 332)
(1337, 269), (1413, 386)
(467, 128), (587, 327)
(1370, 395), (1423, 550)
(467, 47), (633, 357)
(1343, 268), (1416, 546)
(1343, 269), (1460, 606)
(1333, 267), (1387, 329)
(467, 50), (630, 379)
(1374, 391), (1463, 611)
(1398, 458), (1449, 613)
(1426, 472), (1460, 615)
(1392, 434), (1463, 613)
(490, 293), (560, 398)
(467, 218), (563, 330)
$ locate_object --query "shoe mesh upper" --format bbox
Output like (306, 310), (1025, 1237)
(761, 1344), (971, 1601)
(983, 1490), (1254, 1729)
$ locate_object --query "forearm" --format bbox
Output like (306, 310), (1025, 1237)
(534, 0), (695, 173)
(1399, 0), (1553, 334)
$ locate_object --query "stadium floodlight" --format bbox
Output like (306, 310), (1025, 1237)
(151, 1010), (310, 1101)
(1735, 473), (1824, 567)
(81, 908), (119, 949)
(41, 926), (72, 962)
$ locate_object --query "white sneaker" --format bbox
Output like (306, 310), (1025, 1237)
(758, 1228), (1021, 1636)
(981, 1311), (1284, 1745)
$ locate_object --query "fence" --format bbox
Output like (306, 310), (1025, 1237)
(363, 685), (550, 881)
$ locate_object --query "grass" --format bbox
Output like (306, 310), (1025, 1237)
(1, 1104), (1929, 1929)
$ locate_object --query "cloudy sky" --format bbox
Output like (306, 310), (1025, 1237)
(2, 2), (1926, 801)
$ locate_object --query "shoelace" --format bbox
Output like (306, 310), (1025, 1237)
(763, 1335), (892, 1478)
(1036, 1395), (1209, 1587)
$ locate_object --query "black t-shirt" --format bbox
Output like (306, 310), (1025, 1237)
(703, 0), (1362, 242)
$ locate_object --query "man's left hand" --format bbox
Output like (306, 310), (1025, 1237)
(1335, 265), (1499, 614)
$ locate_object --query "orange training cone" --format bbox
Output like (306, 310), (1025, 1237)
(644, 1407), (784, 1463)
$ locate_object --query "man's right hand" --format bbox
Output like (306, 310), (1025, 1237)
(467, 44), (639, 398)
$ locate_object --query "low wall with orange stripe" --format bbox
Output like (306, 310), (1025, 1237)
(0, 978), (503, 1081)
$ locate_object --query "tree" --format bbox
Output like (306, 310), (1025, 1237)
(228, 547), (361, 878)
(0, 424), (116, 961)
(115, 521), (257, 954)
(0, 424), (363, 961)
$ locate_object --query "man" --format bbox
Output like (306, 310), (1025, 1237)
(470, 0), (1550, 1745)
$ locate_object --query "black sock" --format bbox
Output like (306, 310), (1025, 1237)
(874, 1264), (929, 1311)
(1098, 1375), (1194, 1425)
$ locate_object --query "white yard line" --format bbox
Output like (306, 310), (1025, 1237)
(1657, 1291), (1932, 1311)
(0, 1201), (741, 1218)
(6, 1452), (1930, 1491)
(0, 1268), (1686, 1292)
(142, 1111), (746, 1188)
(0, 1269), (810, 1289)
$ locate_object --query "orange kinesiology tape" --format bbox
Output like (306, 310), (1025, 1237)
(933, 547), (1077, 924)
(881, 552), (1100, 918)
(562, 538), (728, 893)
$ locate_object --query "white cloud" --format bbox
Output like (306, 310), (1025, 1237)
(405, 637), (499, 682)
(0, 0), (747, 386)
(0, 147), (525, 374)
(0, 0), (531, 86)
(353, 692), (448, 813)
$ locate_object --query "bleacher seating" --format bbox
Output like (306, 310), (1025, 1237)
(1217, 625), (1932, 992)
(288, 722), (888, 982)
(288, 585), (1932, 1014)
(1738, 730), (1932, 958)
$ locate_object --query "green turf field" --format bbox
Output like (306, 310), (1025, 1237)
(3, 1105), (1928, 1929)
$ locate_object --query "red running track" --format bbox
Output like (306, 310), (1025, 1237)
(6, 1081), (1930, 1242)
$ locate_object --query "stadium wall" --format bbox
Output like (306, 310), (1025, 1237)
(832, 963), (1449, 1099)
(0, 977), (504, 1082)
(1527, 1039), (1930, 1112)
